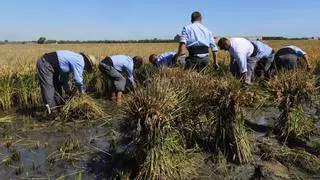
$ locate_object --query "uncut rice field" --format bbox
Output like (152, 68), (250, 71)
(1, 40), (320, 66)
(0, 40), (320, 179)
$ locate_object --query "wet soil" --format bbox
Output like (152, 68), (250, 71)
(0, 102), (319, 179)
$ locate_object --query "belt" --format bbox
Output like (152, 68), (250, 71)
(43, 52), (60, 72)
(101, 56), (114, 67)
(187, 46), (209, 57)
(250, 42), (258, 57)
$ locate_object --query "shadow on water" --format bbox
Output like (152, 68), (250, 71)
(87, 146), (139, 179)
(244, 107), (278, 139)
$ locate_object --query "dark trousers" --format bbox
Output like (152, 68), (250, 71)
(230, 57), (259, 83)
(184, 56), (209, 71)
(254, 53), (275, 79)
(99, 61), (126, 96)
(274, 54), (298, 71)
(36, 57), (62, 113)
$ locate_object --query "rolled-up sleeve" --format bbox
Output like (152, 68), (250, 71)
(180, 27), (188, 45)
(209, 33), (218, 52)
(296, 49), (306, 57)
(71, 63), (85, 93)
(125, 64), (134, 84)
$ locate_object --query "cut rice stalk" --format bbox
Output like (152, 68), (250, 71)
(61, 94), (105, 121)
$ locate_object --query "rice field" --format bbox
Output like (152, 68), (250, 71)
(0, 40), (320, 179)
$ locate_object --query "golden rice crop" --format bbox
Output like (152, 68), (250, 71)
(212, 77), (253, 164)
(61, 94), (105, 121)
(123, 75), (195, 179)
(268, 70), (318, 139)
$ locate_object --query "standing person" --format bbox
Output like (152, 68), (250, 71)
(217, 37), (274, 87)
(274, 45), (311, 71)
(176, 11), (219, 71)
(149, 51), (186, 67)
(99, 55), (143, 104)
(36, 50), (97, 115)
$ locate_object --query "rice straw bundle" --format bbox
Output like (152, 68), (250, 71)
(61, 94), (105, 121)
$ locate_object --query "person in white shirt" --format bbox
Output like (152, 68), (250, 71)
(218, 37), (274, 87)
(274, 45), (311, 71)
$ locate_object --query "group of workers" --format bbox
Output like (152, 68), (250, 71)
(36, 11), (311, 117)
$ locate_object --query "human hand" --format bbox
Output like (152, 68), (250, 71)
(241, 82), (249, 90)
(214, 63), (220, 70)
(307, 65), (312, 72)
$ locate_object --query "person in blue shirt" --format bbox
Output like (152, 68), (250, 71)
(99, 55), (143, 104)
(149, 51), (187, 68)
(176, 11), (219, 71)
(251, 40), (275, 80)
(274, 45), (311, 71)
(36, 50), (97, 116)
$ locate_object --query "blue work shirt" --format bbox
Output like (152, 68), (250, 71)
(57, 50), (85, 93)
(180, 21), (218, 52)
(251, 41), (274, 59)
(156, 52), (176, 66)
(110, 55), (134, 84)
(284, 45), (306, 57)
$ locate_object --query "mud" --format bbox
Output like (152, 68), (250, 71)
(0, 103), (319, 179)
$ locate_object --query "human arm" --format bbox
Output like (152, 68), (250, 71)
(234, 52), (248, 84)
(302, 54), (311, 70)
(126, 65), (135, 88)
(212, 51), (219, 70)
(60, 72), (72, 95)
(209, 34), (219, 70)
(176, 27), (188, 57)
(71, 63), (85, 94)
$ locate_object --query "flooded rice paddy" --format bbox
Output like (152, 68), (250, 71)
(0, 101), (319, 179)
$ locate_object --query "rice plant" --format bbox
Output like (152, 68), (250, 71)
(212, 77), (253, 164)
(134, 63), (159, 85)
(83, 71), (105, 95)
(47, 138), (87, 164)
(14, 71), (41, 108)
(268, 70), (317, 104)
(123, 75), (195, 179)
(260, 141), (320, 174)
(268, 70), (318, 139)
(277, 102), (317, 139)
(0, 68), (14, 110)
(61, 94), (105, 121)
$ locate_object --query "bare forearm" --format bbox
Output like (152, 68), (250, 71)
(177, 43), (186, 56)
(303, 55), (310, 67)
(212, 51), (217, 64)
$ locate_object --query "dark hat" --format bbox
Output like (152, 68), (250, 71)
(80, 52), (97, 71)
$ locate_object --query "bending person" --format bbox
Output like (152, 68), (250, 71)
(36, 50), (97, 116)
(99, 55), (143, 104)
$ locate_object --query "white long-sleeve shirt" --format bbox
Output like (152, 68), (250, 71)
(229, 38), (254, 73)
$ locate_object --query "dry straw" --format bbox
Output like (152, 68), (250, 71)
(268, 70), (318, 139)
(61, 94), (105, 121)
(212, 77), (253, 164)
(123, 74), (194, 179)
(260, 140), (320, 174)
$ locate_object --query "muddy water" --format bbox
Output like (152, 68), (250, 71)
(244, 106), (279, 138)
(0, 101), (121, 179)
(1, 102), (320, 179)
